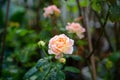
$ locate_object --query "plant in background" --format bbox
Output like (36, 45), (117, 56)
(43, 5), (61, 18)
(66, 22), (85, 39)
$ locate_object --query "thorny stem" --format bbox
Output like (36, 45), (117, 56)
(42, 65), (52, 80)
(42, 47), (48, 57)
(0, 0), (10, 77)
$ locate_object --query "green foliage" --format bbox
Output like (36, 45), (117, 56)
(105, 59), (113, 69)
(43, 66), (65, 80)
(0, 9), (3, 27)
(36, 56), (52, 69)
(10, 11), (25, 23)
(24, 56), (66, 80)
(76, 39), (87, 46)
(66, 0), (78, 12)
(91, 0), (101, 12)
(24, 67), (38, 79)
(80, 0), (89, 7)
(66, 0), (76, 6)
(70, 55), (83, 61)
(109, 4), (120, 22)
(108, 52), (120, 63)
(1, 0), (120, 80)
(24, 55), (81, 80)
(64, 66), (80, 73)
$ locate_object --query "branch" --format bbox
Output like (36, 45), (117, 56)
(114, 22), (120, 50)
(83, 7), (97, 80)
(76, 0), (82, 16)
(87, 8), (110, 59)
(0, 0), (10, 76)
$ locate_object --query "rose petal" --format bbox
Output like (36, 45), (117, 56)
(64, 46), (73, 54)
(55, 54), (63, 59)
(76, 32), (84, 39)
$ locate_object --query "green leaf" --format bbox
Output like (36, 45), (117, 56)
(77, 40), (87, 46)
(56, 63), (63, 70)
(10, 11), (25, 23)
(45, 68), (57, 80)
(16, 29), (28, 36)
(45, 65), (65, 80)
(109, 4), (120, 22)
(47, 71), (65, 80)
(56, 71), (65, 80)
(80, 0), (89, 7)
(92, 1), (101, 12)
(36, 59), (48, 69)
(24, 67), (38, 79)
(36, 56), (52, 69)
(24, 56), (53, 79)
(66, 0), (76, 7)
(108, 52), (120, 63)
(36, 64), (52, 80)
(70, 55), (82, 61)
(64, 66), (80, 73)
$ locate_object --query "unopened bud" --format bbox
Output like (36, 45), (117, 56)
(59, 58), (66, 64)
(38, 40), (45, 47)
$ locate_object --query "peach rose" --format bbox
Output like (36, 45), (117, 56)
(48, 34), (74, 59)
(43, 5), (61, 18)
(66, 22), (85, 39)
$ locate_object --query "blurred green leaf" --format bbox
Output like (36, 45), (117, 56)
(92, 0), (101, 12)
(24, 56), (53, 79)
(77, 40), (87, 46)
(105, 59), (113, 69)
(66, 0), (76, 6)
(64, 66), (80, 73)
(108, 52), (120, 63)
(16, 29), (28, 36)
(70, 55), (82, 61)
(109, 4), (120, 22)
(80, 0), (89, 7)
(56, 71), (65, 80)
(46, 69), (65, 80)
(56, 63), (63, 70)
(24, 67), (38, 79)
(44, 63), (65, 80)
(36, 64), (52, 80)
(10, 11), (25, 23)
(36, 56), (52, 69)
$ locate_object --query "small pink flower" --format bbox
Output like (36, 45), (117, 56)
(43, 5), (61, 18)
(66, 22), (85, 39)
(48, 34), (74, 59)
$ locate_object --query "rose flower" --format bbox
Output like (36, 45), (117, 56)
(66, 22), (85, 39)
(43, 5), (61, 18)
(48, 34), (74, 59)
